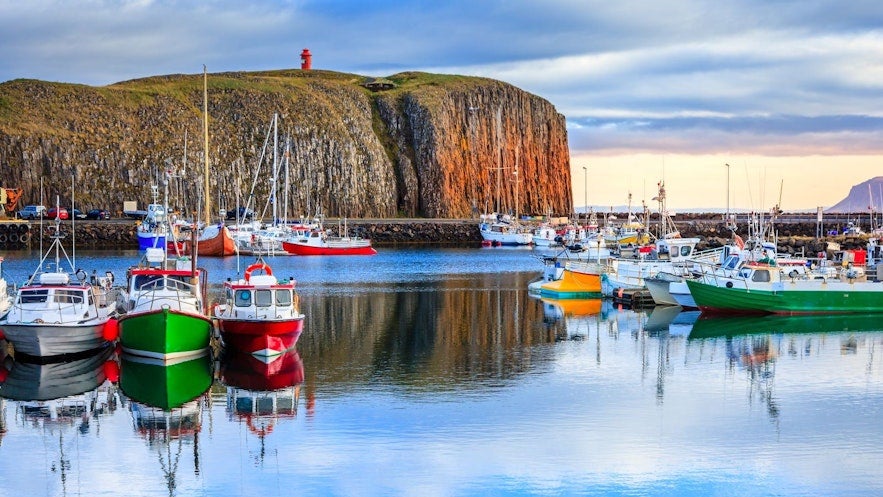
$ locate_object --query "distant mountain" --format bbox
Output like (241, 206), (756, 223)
(826, 177), (883, 213)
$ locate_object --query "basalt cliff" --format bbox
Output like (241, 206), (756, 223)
(0, 70), (572, 218)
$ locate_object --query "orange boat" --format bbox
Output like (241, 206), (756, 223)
(181, 224), (236, 257)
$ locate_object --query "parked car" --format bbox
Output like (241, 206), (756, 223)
(226, 207), (255, 220)
(17, 205), (46, 219)
(47, 207), (69, 220)
(71, 209), (87, 220)
(85, 208), (110, 220)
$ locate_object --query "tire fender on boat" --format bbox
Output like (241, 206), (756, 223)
(244, 262), (272, 282)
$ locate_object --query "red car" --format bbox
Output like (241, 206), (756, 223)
(47, 207), (69, 220)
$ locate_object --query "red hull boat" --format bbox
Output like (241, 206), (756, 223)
(214, 262), (305, 358)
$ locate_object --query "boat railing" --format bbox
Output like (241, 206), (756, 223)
(132, 278), (201, 312)
(691, 260), (754, 291)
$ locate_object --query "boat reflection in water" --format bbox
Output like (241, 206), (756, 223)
(688, 313), (883, 421)
(118, 351), (212, 494)
(0, 346), (120, 495)
(0, 345), (116, 402)
(688, 313), (883, 340)
(220, 349), (305, 461)
(538, 297), (607, 341)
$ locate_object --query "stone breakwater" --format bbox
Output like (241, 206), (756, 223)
(6, 219), (873, 253)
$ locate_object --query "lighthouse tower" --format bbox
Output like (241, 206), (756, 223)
(300, 49), (312, 70)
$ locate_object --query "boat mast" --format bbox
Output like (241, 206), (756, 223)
(202, 65), (210, 226)
(273, 112), (278, 226)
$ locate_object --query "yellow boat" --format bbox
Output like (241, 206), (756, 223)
(537, 261), (603, 298)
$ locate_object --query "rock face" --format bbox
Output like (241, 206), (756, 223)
(826, 176), (883, 213)
(0, 70), (572, 219)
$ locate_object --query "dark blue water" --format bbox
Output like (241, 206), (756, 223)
(1, 246), (882, 496)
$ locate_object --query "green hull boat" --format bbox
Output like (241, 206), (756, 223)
(686, 269), (883, 315)
(118, 308), (212, 361)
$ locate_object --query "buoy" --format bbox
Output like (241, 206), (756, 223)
(102, 318), (119, 341)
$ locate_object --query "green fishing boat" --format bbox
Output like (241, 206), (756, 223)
(686, 263), (883, 314)
(118, 248), (212, 361)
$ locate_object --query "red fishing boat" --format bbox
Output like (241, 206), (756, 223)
(281, 220), (376, 256)
(213, 261), (305, 358)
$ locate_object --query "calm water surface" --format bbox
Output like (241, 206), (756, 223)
(0, 247), (882, 496)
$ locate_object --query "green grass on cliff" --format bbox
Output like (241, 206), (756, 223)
(0, 69), (503, 138)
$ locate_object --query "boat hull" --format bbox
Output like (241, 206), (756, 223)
(644, 277), (679, 306)
(537, 267), (602, 298)
(217, 317), (304, 357)
(137, 232), (167, 250)
(686, 278), (883, 315)
(0, 321), (111, 359)
(118, 308), (212, 361)
(281, 240), (377, 256)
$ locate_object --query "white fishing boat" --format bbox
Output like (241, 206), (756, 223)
(0, 214), (120, 359)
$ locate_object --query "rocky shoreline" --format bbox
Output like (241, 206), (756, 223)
(1, 218), (873, 254)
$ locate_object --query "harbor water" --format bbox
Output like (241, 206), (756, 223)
(0, 247), (881, 496)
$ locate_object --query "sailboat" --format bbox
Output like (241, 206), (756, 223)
(0, 199), (121, 359)
(185, 66), (236, 257)
(479, 158), (533, 246)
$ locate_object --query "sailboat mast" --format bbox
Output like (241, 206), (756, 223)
(273, 113), (278, 226)
(203, 65), (210, 225)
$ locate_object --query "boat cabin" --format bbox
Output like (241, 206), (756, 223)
(222, 278), (299, 320)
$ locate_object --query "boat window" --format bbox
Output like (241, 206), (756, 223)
(752, 270), (771, 282)
(225, 288), (233, 302)
(167, 275), (194, 292)
(255, 289), (273, 307)
(722, 255), (740, 270)
(235, 290), (252, 307)
(680, 246), (692, 257)
(134, 274), (164, 291)
(738, 268), (751, 279)
(276, 289), (292, 306)
(53, 289), (84, 304)
(19, 289), (49, 304)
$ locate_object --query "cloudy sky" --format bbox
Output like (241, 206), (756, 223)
(3, 0), (883, 210)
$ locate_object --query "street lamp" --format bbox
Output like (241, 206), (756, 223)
(582, 166), (588, 221)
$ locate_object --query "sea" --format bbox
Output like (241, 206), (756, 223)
(0, 246), (882, 497)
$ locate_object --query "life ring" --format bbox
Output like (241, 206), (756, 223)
(244, 262), (272, 282)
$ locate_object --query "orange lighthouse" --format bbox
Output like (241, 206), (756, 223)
(300, 49), (312, 70)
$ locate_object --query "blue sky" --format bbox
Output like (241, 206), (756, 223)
(3, 0), (883, 209)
